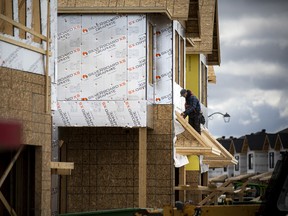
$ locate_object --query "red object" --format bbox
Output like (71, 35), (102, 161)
(0, 120), (22, 149)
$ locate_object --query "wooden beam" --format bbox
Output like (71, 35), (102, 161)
(227, 173), (256, 181)
(18, 0), (26, 39)
(139, 127), (147, 208)
(249, 171), (272, 180)
(45, 0), (50, 113)
(178, 166), (186, 201)
(198, 180), (232, 205)
(58, 7), (167, 14)
(60, 139), (67, 213)
(0, 145), (24, 188)
(0, 192), (17, 216)
(51, 160), (74, 177)
(260, 175), (272, 181)
(51, 169), (71, 175)
(174, 185), (234, 193)
(176, 146), (221, 156)
(0, 35), (47, 54)
(175, 112), (221, 156)
(0, 14), (47, 41)
(50, 162), (74, 170)
(2, 0), (13, 35)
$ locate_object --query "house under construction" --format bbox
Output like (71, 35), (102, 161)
(0, 0), (236, 215)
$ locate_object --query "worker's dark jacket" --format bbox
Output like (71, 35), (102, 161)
(184, 90), (201, 117)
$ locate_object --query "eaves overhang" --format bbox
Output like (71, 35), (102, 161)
(207, 0), (221, 66)
(186, 0), (221, 66)
(175, 112), (237, 168)
(201, 129), (237, 168)
(185, 0), (200, 39)
(58, 0), (190, 21)
(175, 112), (222, 158)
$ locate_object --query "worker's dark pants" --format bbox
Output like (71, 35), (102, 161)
(189, 114), (201, 134)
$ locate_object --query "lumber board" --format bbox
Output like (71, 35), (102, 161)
(0, 14), (47, 41)
(139, 127), (147, 207)
(175, 112), (221, 156)
(50, 162), (74, 170)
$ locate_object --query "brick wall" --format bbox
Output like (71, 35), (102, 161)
(0, 67), (51, 216)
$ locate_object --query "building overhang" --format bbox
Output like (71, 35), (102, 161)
(186, 0), (221, 66)
(58, 0), (190, 21)
(175, 112), (237, 168)
(185, 0), (200, 39)
(208, 65), (216, 84)
(201, 129), (238, 167)
(207, 0), (221, 66)
(175, 112), (221, 157)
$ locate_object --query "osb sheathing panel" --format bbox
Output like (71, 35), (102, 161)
(0, 66), (52, 216)
(0, 67), (51, 147)
(176, 131), (201, 147)
(186, 0), (215, 54)
(60, 105), (174, 211)
(186, 170), (201, 203)
(58, 0), (189, 20)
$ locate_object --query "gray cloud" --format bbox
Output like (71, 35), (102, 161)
(208, 0), (288, 138)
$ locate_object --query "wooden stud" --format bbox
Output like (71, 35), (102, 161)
(0, 192), (17, 216)
(18, 0), (26, 39)
(45, 0), (50, 113)
(60, 138), (67, 213)
(32, 0), (41, 43)
(0, 145), (24, 188)
(139, 127), (147, 208)
(178, 166), (186, 201)
(0, 14), (47, 41)
(2, 0), (13, 35)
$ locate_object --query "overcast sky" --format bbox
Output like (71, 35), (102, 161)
(207, 0), (288, 138)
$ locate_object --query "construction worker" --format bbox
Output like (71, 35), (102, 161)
(180, 89), (201, 134)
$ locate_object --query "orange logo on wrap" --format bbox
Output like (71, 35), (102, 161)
(156, 31), (161, 35)
(156, 75), (161, 80)
(81, 98), (88, 101)
(82, 51), (88, 56)
(156, 98), (161, 102)
(156, 53), (161, 57)
(82, 74), (88, 79)
(82, 28), (88, 33)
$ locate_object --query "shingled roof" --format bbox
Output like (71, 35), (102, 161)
(245, 134), (268, 151)
(266, 133), (278, 149)
(218, 139), (232, 152)
(277, 133), (288, 149)
(232, 138), (245, 153)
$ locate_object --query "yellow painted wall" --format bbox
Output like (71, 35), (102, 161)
(185, 155), (200, 171)
(186, 54), (199, 98)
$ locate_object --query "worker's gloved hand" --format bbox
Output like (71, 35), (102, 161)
(181, 112), (187, 118)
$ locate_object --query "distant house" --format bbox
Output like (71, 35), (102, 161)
(232, 138), (247, 176)
(266, 133), (280, 171)
(208, 138), (235, 178)
(276, 132), (288, 153)
(245, 134), (269, 174)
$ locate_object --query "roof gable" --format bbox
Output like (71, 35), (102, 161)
(278, 133), (288, 149)
(232, 138), (245, 153)
(266, 133), (278, 149)
(245, 134), (267, 151)
(218, 139), (233, 153)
